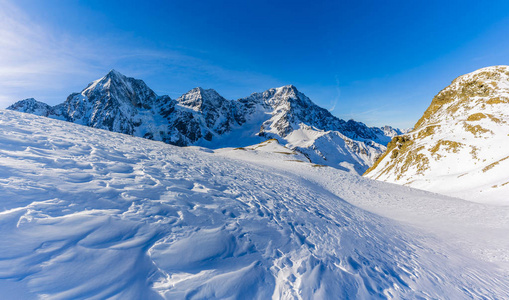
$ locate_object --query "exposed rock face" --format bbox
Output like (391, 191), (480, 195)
(364, 65), (509, 203)
(7, 70), (401, 174)
(239, 85), (391, 144)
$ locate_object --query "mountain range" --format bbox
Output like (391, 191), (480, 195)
(7, 70), (404, 174)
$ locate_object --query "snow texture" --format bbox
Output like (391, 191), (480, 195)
(0, 109), (508, 299)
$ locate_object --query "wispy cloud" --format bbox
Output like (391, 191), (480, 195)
(0, 0), (114, 105)
(328, 75), (341, 112)
(0, 0), (279, 107)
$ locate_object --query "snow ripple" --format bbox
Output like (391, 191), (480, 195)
(0, 110), (508, 299)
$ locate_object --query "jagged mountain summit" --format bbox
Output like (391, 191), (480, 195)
(364, 65), (509, 204)
(7, 70), (400, 174)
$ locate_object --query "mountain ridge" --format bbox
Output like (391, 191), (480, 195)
(7, 70), (403, 174)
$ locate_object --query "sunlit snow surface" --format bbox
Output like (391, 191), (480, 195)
(0, 110), (508, 299)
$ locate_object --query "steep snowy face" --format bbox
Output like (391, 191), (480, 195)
(176, 87), (234, 134)
(83, 69), (158, 109)
(177, 87), (228, 111)
(154, 87), (235, 146)
(238, 85), (389, 144)
(262, 85), (337, 137)
(232, 85), (309, 137)
(364, 65), (509, 203)
(60, 69), (162, 135)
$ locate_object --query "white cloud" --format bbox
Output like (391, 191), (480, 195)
(328, 75), (341, 112)
(0, 0), (112, 106)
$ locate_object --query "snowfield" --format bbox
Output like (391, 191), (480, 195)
(0, 110), (508, 299)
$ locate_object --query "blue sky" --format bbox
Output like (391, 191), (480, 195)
(1, 0), (509, 128)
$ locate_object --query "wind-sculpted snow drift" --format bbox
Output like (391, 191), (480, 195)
(0, 110), (508, 299)
(7, 70), (403, 174)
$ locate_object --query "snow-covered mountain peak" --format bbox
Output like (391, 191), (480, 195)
(365, 65), (509, 203)
(260, 84), (314, 109)
(81, 70), (158, 109)
(274, 84), (298, 95)
(84, 69), (127, 91)
(8, 97), (39, 107)
(414, 65), (509, 130)
(451, 65), (509, 85)
(104, 68), (124, 79)
(17, 97), (37, 103)
(6, 98), (54, 117)
(176, 87), (228, 112)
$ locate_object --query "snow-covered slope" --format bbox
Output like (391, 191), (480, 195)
(364, 66), (509, 204)
(283, 125), (385, 174)
(1, 109), (509, 299)
(7, 71), (402, 174)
